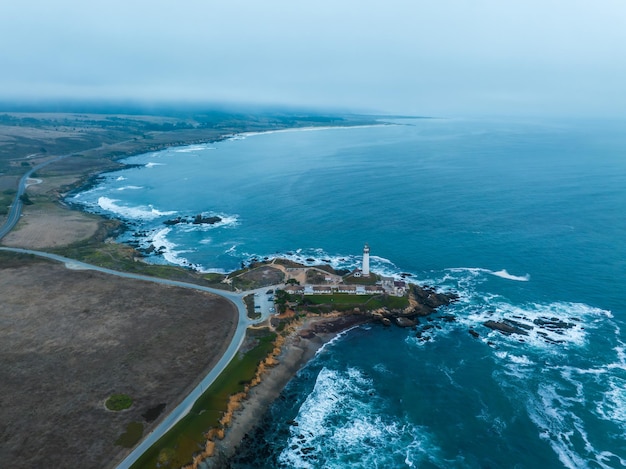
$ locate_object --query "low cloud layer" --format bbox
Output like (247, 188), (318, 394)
(2, 0), (626, 116)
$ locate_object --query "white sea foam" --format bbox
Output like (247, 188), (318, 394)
(373, 363), (391, 375)
(477, 408), (507, 436)
(455, 299), (610, 349)
(490, 269), (531, 281)
(116, 185), (143, 191)
(529, 384), (589, 469)
(314, 325), (362, 357)
(279, 366), (442, 468)
(493, 347), (626, 468)
(446, 266), (530, 282)
(70, 186), (105, 199)
(151, 228), (197, 269)
(145, 162), (165, 168)
(176, 213), (239, 232)
(97, 197), (176, 220)
(134, 227), (227, 274)
(115, 176), (126, 181)
(495, 351), (534, 366)
(595, 376), (626, 430)
(173, 144), (212, 153)
(511, 369), (626, 469)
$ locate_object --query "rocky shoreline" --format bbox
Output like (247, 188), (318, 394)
(368, 283), (459, 328)
(196, 284), (459, 467)
(200, 314), (374, 468)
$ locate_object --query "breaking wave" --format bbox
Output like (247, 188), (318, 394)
(151, 228), (201, 270)
(490, 269), (531, 281)
(173, 144), (215, 153)
(97, 197), (176, 220)
(447, 267), (530, 282)
(278, 367), (444, 468)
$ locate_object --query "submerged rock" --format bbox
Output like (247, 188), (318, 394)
(533, 317), (575, 329)
(483, 320), (529, 336)
(163, 214), (222, 226)
(193, 214), (222, 225)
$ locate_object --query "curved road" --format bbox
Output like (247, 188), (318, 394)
(0, 152), (279, 468)
(0, 152), (77, 240)
(0, 246), (279, 469)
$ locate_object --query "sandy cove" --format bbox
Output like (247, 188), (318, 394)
(189, 313), (372, 468)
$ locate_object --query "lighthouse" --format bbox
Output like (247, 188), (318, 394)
(362, 244), (370, 277)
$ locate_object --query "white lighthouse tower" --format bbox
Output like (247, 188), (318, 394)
(362, 243), (370, 277)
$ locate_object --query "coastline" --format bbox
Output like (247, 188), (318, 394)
(198, 313), (373, 468)
(0, 113), (397, 468)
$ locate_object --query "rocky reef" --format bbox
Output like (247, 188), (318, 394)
(480, 315), (579, 344)
(163, 214), (222, 226)
(370, 284), (459, 328)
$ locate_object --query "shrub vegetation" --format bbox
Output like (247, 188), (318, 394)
(105, 393), (133, 411)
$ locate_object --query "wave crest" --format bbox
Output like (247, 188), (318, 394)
(279, 367), (443, 468)
(97, 197), (176, 221)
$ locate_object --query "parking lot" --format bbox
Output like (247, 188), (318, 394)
(252, 289), (276, 320)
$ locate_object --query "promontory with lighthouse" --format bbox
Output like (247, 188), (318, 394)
(0, 110), (460, 469)
(225, 243), (459, 330)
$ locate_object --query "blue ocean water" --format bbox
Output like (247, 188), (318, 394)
(70, 118), (626, 468)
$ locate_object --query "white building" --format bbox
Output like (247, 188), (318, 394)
(362, 243), (370, 277)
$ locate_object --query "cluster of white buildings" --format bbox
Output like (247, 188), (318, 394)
(283, 244), (407, 297)
(284, 284), (386, 295)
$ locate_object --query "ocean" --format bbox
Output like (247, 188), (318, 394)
(70, 117), (626, 468)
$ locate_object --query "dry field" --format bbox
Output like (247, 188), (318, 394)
(1, 202), (101, 249)
(0, 109), (375, 468)
(0, 252), (238, 468)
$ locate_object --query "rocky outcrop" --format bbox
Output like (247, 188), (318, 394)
(481, 315), (577, 345)
(366, 285), (458, 329)
(483, 320), (529, 336)
(395, 317), (417, 328)
(409, 284), (459, 316)
(163, 214), (222, 226)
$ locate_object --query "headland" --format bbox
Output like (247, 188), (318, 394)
(0, 107), (456, 469)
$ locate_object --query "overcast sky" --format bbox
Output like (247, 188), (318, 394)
(1, 0), (626, 116)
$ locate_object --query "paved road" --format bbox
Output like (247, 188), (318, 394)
(0, 152), (77, 240)
(0, 246), (280, 469)
(0, 154), (280, 467)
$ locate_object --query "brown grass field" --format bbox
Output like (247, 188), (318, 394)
(0, 252), (238, 468)
(0, 109), (375, 468)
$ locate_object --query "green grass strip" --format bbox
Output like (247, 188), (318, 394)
(130, 329), (276, 469)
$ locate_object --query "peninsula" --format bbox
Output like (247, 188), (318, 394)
(0, 106), (455, 469)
